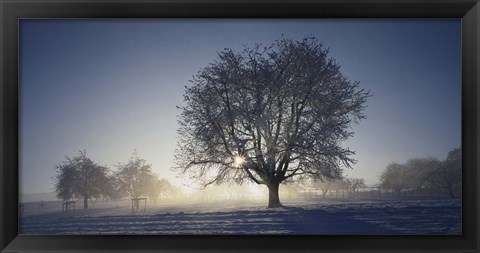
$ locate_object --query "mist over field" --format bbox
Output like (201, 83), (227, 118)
(20, 193), (461, 235)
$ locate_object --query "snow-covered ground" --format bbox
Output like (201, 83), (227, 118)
(19, 197), (461, 235)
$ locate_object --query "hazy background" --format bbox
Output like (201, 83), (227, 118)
(19, 19), (461, 199)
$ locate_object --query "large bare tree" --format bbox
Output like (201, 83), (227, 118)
(175, 37), (370, 208)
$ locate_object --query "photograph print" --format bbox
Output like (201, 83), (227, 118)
(19, 19), (461, 235)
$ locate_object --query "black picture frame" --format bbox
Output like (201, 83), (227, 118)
(1, 0), (479, 252)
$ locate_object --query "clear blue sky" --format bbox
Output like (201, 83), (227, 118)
(19, 19), (461, 194)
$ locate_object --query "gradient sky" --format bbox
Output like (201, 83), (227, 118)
(19, 19), (461, 194)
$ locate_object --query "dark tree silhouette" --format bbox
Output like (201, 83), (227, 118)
(116, 151), (155, 199)
(54, 151), (110, 209)
(175, 37), (370, 208)
(426, 148), (461, 198)
(312, 179), (332, 197)
(405, 157), (442, 190)
(346, 177), (366, 193)
(379, 162), (409, 194)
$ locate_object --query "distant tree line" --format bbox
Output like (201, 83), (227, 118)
(379, 148), (461, 198)
(53, 150), (179, 209)
(306, 176), (367, 197)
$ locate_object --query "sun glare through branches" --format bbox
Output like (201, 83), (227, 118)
(233, 155), (245, 168)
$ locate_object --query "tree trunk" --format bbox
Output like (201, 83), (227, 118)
(83, 197), (89, 209)
(267, 183), (282, 208)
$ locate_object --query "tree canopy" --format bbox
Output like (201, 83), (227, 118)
(175, 36), (370, 207)
(54, 150), (179, 209)
(379, 148), (461, 198)
(115, 151), (156, 199)
(54, 150), (110, 209)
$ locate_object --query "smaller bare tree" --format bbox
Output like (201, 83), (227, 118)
(311, 179), (333, 197)
(404, 157), (442, 191)
(116, 151), (155, 199)
(346, 177), (366, 193)
(53, 150), (111, 209)
(379, 163), (408, 194)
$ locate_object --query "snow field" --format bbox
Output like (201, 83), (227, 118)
(19, 197), (461, 235)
